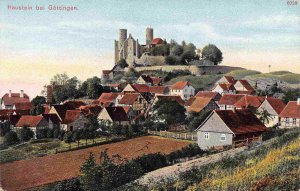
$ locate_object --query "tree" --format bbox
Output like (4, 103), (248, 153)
(165, 56), (177, 65)
(187, 111), (211, 132)
(125, 68), (139, 78)
(51, 73), (80, 103)
(17, 126), (34, 142)
(183, 43), (196, 53)
(0, 121), (11, 137)
(30, 96), (46, 115)
(153, 100), (186, 125)
(201, 44), (223, 65)
(79, 153), (100, 191)
(79, 77), (103, 99)
(116, 59), (128, 68)
(171, 44), (183, 56)
(64, 131), (73, 143)
(3, 131), (19, 146)
(256, 109), (272, 126)
(283, 88), (300, 103)
(181, 51), (196, 64)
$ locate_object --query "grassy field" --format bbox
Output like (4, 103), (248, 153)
(166, 74), (223, 91)
(0, 136), (190, 191)
(226, 69), (261, 79)
(0, 137), (107, 164)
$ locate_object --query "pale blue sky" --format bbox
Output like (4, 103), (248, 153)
(0, 0), (299, 97)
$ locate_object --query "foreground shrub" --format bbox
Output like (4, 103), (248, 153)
(3, 131), (19, 146)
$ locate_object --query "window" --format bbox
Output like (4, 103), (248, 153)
(293, 118), (296, 125)
(285, 118), (289, 125)
(204, 132), (209, 140)
(220, 134), (226, 141)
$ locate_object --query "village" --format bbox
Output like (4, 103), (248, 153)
(0, 28), (300, 191)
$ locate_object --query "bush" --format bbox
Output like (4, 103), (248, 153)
(0, 121), (11, 137)
(133, 153), (167, 173)
(3, 131), (19, 146)
(53, 178), (82, 191)
(165, 56), (177, 65)
(64, 131), (73, 143)
(36, 129), (48, 139)
(16, 126), (34, 142)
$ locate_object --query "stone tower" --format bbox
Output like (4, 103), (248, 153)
(146, 27), (153, 46)
(119, 29), (127, 44)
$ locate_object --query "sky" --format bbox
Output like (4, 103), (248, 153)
(0, 0), (300, 98)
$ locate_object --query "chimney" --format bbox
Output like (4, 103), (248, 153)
(8, 90), (12, 97)
(20, 90), (24, 98)
(297, 98), (300, 105)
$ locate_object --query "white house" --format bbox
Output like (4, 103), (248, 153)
(257, 97), (286, 127)
(279, 98), (300, 128)
(169, 81), (195, 101)
(211, 83), (236, 95)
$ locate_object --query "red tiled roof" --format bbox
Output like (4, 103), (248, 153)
(234, 95), (265, 109)
(151, 38), (164, 45)
(185, 97), (196, 107)
(14, 102), (32, 110)
(119, 93), (140, 105)
(265, 97), (286, 114)
(105, 107), (129, 121)
(1, 93), (30, 106)
(215, 109), (267, 134)
(187, 97), (214, 113)
(218, 94), (245, 106)
(132, 84), (150, 93)
(196, 91), (221, 100)
(62, 110), (82, 124)
(236, 90), (254, 95)
(236, 80), (255, 92)
(279, 101), (300, 118)
(170, 81), (190, 90)
(79, 105), (103, 116)
(97, 93), (119, 105)
(149, 86), (168, 94)
(156, 95), (185, 106)
(224, 76), (236, 84)
(63, 100), (86, 109)
(16, 115), (45, 127)
(217, 83), (236, 91)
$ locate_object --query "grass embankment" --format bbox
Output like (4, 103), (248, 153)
(120, 128), (300, 191)
(166, 74), (223, 91)
(0, 137), (107, 163)
(250, 71), (300, 84)
(226, 69), (261, 79)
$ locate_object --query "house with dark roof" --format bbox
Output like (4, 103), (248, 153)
(218, 94), (245, 110)
(216, 76), (236, 84)
(136, 75), (162, 86)
(97, 106), (130, 125)
(279, 98), (300, 128)
(15, 115), (49, 137)
(257, 97), (286, 127)
(43, 114), (61, 129)
(118, 93), (148, 114)
(234, 80), (255, 95)
(169, 81), (195, 101)
(154, 95), (186, 106)
(187, 97), (219, 113)
(1, 90), (30, 110)
(61, 110), (88, 131)
(196, 109), (267, 150)
(122, 83), (153, 101)
(47, 104), (76, 121)
(211, 83), (236, 95)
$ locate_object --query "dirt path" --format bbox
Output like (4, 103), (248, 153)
(137, 146), (247, 186)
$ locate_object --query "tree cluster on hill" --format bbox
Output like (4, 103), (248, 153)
(164, 40), (198, 65)
(201, 44), (223, 65)
(47, 74), (113, 103)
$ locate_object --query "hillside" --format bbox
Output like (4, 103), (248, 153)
(117, 129), (300, 191)
(154, 67), (300, 91)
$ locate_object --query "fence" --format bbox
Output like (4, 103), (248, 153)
(148, 130), (197, 141)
